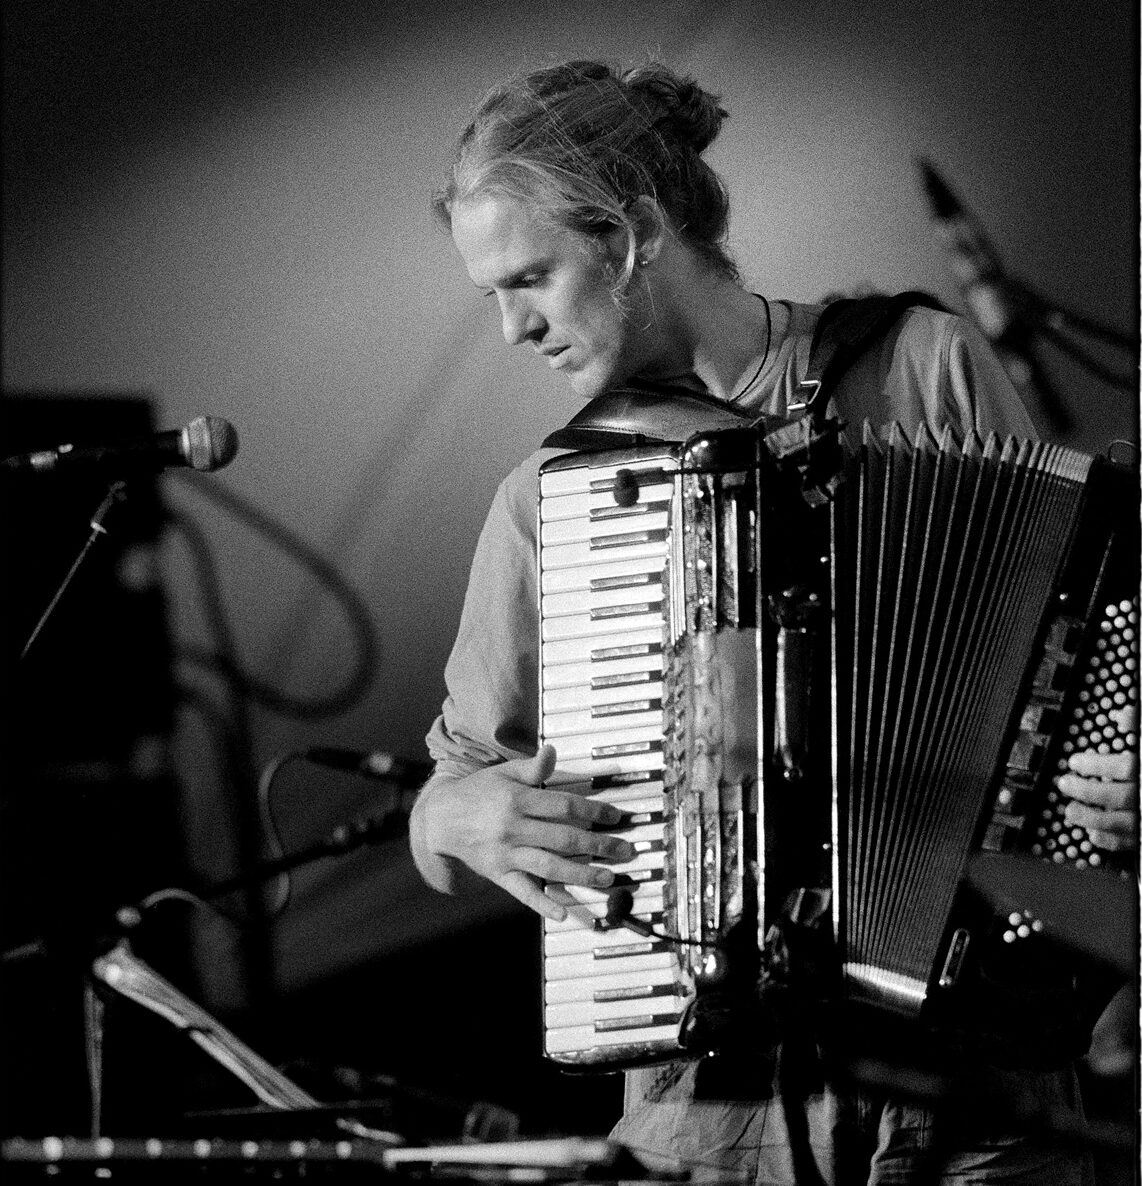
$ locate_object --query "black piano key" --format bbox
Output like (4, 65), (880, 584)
(595, 1011), (683, 1033)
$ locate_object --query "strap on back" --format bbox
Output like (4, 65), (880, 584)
(794, 289), (947, 422)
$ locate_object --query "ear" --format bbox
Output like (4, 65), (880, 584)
(628, 195), (669, 265)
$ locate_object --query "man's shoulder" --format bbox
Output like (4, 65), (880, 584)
(892, 300), (962, 347)
(490, 446), (572, 527)
(498, 445), (570, 492)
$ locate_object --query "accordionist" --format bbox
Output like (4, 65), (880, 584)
(410, 57), (1137, 1186)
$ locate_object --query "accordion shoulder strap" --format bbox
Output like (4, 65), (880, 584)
(542, 290), (948, 450)
(542, 380), (752, 451)
(794, 289), (948, 420)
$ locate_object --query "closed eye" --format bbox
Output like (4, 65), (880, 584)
(499, 269), (548, 292)
(474, 268), (548, 299)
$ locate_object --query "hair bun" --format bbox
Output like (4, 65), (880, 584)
(622, 64), (728, 154)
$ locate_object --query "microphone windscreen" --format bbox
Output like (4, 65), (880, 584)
(185, 416), (240, 471)
(603, 887), (635, 928)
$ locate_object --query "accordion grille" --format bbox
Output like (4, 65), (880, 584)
(833, 427), (1099, 1006)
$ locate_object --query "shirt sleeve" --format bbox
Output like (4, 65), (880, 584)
(424, 449), (556, 777)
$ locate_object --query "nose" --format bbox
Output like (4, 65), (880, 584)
(499, 293), (544, 346)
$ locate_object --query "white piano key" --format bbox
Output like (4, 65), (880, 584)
(544, 1020), (682, 1055)
(552, 751), (665, 779)
(539, 779), (662, 807)
(539, 484), (675, 523)
(540, 458), (676, 498)
(544, 915), (666, 957)
(542, 510), (670, 548)
(544, 680), (664, 713)
(545, 872), (663, 910)
(543, 847), (664, 898)
(543, 918), (668, 957)
(542, 654), (663, 690)
(541, 555), (667, 595)
(546, 993), (688, 1030)
(543, 707), (663, 739)
(553, 884), (664, 920)
(549, 837), (665, 870)
(541, 538), (668, 571)
(548, 788), (666, 818)
(540, 770), (664, 800)
(545, 946), (676, 981)
(600, 822), (663, 847)
(558, 849), (666, 890)
(542, 610), (664, 644)
(545, 885), (664, 933)
(588, 697), (663, 723)
(545, 724), (664, 762)
(539, 878), (664, 940)
(542, 584), (663, 619)
(542, 629), (663, 668)
(544, 963), (681, 1004)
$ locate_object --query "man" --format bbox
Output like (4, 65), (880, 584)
(411, 58), (1137, 1184)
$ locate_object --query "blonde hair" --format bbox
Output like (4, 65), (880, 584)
(434, 59), (739, 282)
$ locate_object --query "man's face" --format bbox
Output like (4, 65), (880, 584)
(451, 194), (660, 400)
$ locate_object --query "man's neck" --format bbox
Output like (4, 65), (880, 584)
(638, 268), (774, 402)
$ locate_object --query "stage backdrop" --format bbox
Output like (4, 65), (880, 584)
(2, 0), (1137, 1136)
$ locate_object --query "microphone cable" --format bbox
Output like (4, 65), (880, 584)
(169, 471), (379, 720)
(596, 886), (721, 951)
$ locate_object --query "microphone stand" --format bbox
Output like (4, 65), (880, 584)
(999, 280), (1137, 438)
(1033, 296), (1138, 397)
(919, 159), (1138, 439)
(5, 477), (407, 1139)
(83, 802), (411, 1140)
(4, 478), (132, 1137)
(190, 802), (409, 906)
(18, 480), (128, 661)
(1, 789), (409, 1140)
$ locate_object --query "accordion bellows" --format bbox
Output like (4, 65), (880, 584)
(537, 421), (1137, 1069)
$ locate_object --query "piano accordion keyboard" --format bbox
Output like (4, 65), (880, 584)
(538, 450), (687, 1067)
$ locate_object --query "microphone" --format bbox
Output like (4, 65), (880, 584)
(918, 159), (1031, 343)
(918, 160), (1070, 432)
(304, 747), (434, 788)
(2, 414), (240, 475)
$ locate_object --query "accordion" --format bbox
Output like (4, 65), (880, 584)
(536, 418), (1138, 1069)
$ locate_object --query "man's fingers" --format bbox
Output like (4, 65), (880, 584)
(499, 870), (568, 922)
(1083, 825), (1136, 853)
(513, 845), (620, 892)
(1056, 772), (1136, 811)
(1063, 801), (1136, 848)
(523, 785), (626, 829)
(515, 743), (559, 785)
(520, 820), (633, 862)
(1065, 749), (1138, 780)
(1109, 704), (1138, 736)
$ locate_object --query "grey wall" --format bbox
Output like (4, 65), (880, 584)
(4, 0), (1137, 1007)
